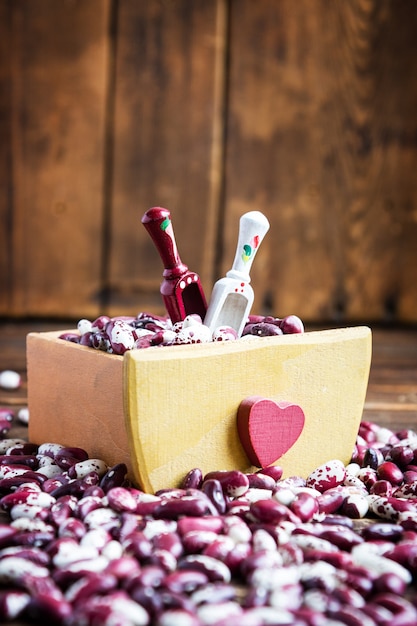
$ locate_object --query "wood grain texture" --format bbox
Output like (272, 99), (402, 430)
(106, 0), (227, 315)
(333, 0), (417, 322)
(1, 0), (111, 317)
(0, 2), (13, 314)
(364, 327), (417, 429)
(223, 0), (417, 323)
(1, 1), (417, 324)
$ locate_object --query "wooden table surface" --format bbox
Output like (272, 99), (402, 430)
(0, 320), (417, 625)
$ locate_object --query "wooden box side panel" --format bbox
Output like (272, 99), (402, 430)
(27, 332), (132, 476)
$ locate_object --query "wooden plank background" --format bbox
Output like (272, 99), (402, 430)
(1, 0), (416, 324)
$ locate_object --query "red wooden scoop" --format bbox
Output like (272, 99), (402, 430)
(142, 207), (207, 324)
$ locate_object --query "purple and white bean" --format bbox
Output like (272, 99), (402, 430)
(0, 421), (417, 623)
(59, 311), (305, 354)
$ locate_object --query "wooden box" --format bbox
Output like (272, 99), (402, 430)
(27, 326), (372, 493)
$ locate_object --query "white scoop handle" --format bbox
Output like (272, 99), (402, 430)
(226, 211), (270, 282)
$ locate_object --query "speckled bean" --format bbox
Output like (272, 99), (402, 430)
(54, 446), (89, 470)
(134, 498), (161, 516)
(64, 572), (118, 604)
(177, 516), (223, 536)
(224, 516), (252, 545)
(181, 468), (203, 490)
(103, 553), (138, 577)
(0, 472), (46, 492)
(291, 532), (339, 554)
(362, 522), (403, 542)
(369, 494), (416, 521)
(246, 472), (276, 491)
(78, 495), (104, 519)
(152, 531), (183, 559)
(181, 530), (220, 554)
(0, 439), (26, 454)
(52, 542), (99, 569)
(157, 609), (201, 626)
(0, 488), (54, 511)
(306, 459), (346, 492)
(99, 463), (128, 492)
(257, 465), (283, 481)
(178, 554), (231, 583)
(6, 442), (38, 455)
(0, 454), (38, 469)
(272, 485), (296, 506)
(80, 527), (113, 550)
(289, 491), (319, 522)
(0, 410), (14, 426)
(9, 503), (50, 521)
(0, 589), (31, 621)
(377, 461), (404, 485)
(382, 541), (417, 576)
(49, 494), (79, 526)
(83, 507), (120, 530)
(37, 442), (65, 458)
(0, 464), (34, 480)
(58, 517), (86, 540)
(340, 493), (369, 518)
(370, 479), (393, 496)
(68, 458), (108, 479)
(0, 545), (50, 566)
(0, 370), (21, 390)
(393, 480), (417, 499)
(9, 528), (56, 547)
(155, 495), (214, 519)
(0, 525), (19, 547)
(328, 605), (376, 626)
(50, 475), (95, 499)
(351, 544), (412, 583)
(319, 526), (364, 551)
(0, 556), (49, 581)
(68, 591), (150, 626)
(387, 444), (415, 468)
(201, 479), (227, 514)
(249, 499), (300, 525)
(197, 600), (242, 625)
(16, 408), (29, 425)
(243, 488), (274, 503)
(302, 548), (352, 570)
(252, 528), (277, 553)
(143, 519), (177, 540)
(34, 461), (63, 479)
(203, 470), (249, 498)
(371, 592), (417, 622)
(1, 421), (17, 436)
(316, 488), (345, 514)
(122, 531), (153, 560)
(106, 487), (138, 513)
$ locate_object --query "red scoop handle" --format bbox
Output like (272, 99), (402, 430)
(142, 207), (188, 279)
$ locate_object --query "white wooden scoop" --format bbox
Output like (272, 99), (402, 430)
(204, 211), (270, 337)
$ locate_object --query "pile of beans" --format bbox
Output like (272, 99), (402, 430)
(1, 421), (417, 625)
(59, 313), (305, 355)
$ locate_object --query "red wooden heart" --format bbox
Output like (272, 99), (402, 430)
(237, 396), (305, 468)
